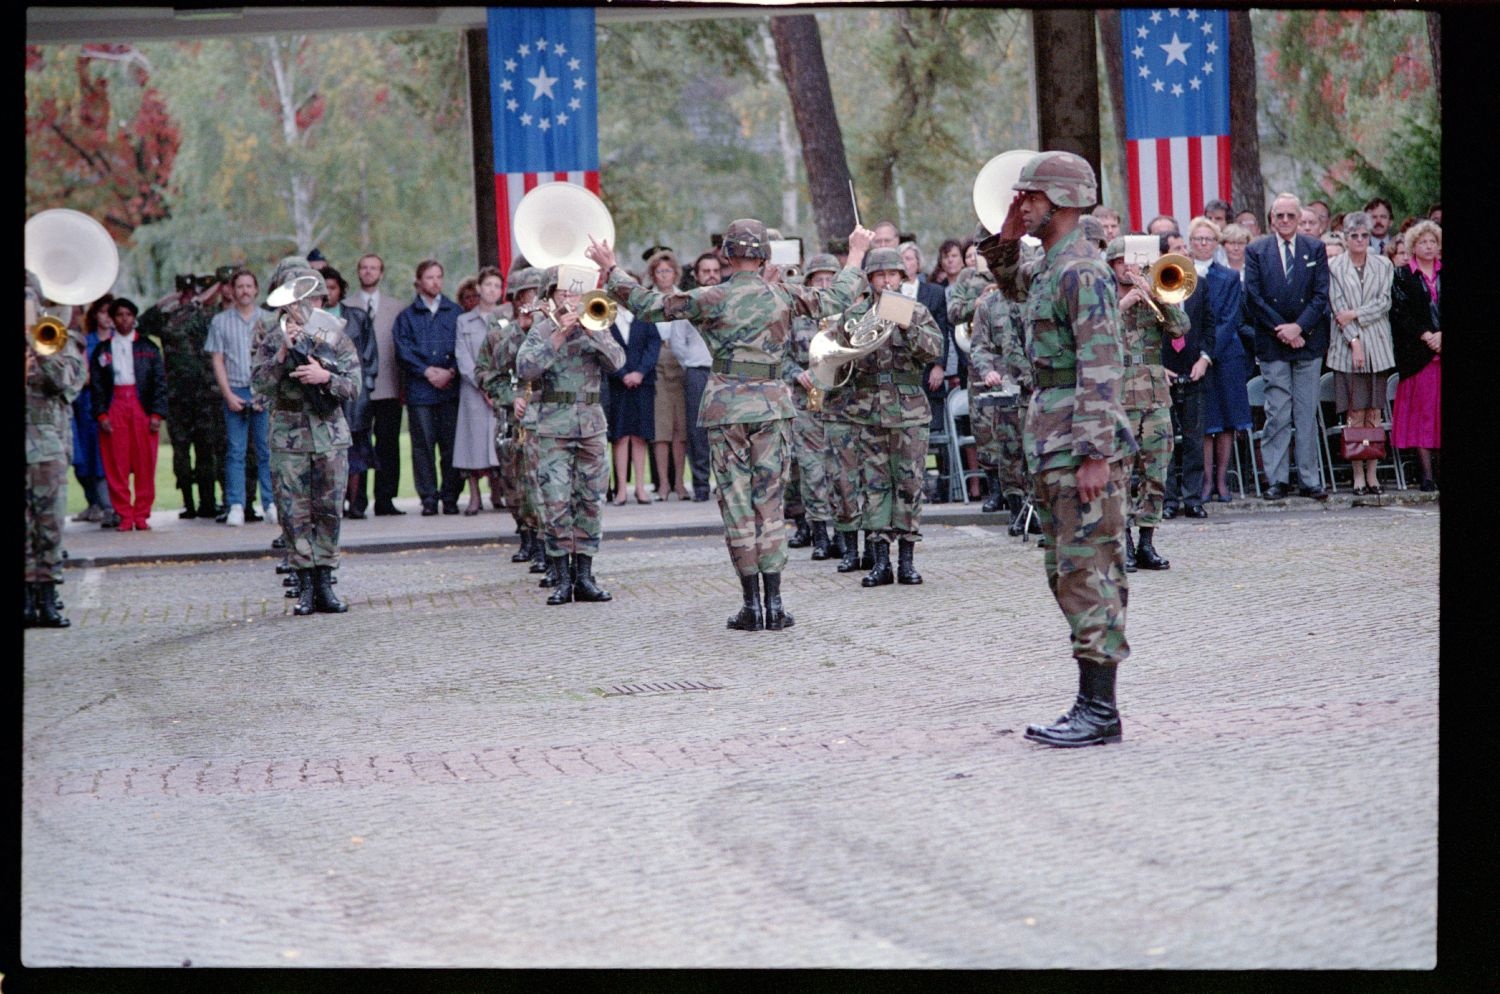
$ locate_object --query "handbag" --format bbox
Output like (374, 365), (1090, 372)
(1340, 425), (1387, 461)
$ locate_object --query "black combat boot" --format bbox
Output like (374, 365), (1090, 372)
(896, 539), (922, 585)
(276, 557), (294, 575)
(859, 531), (874, 571)
(1024, 661), (1122, 747)
(538, 552), (562, 589)
(1123, 527), (1138, 573)
(546, 556), (574, 604)
(861, 538), (894, 587)
(293, 568), (316, 616)
(763, 572), (794, 630)
(787, 515), (811, 548)
(313, 566), (347, 613)
(33, 582), (70, 628)
(530, 540), (549, 576)
(981, 472), (1005, 512)
(1006, 494), (1026, 536)
(178, 487), (198, 519)
(511, 529), (533, 563)
(836, 531), (860, 573)
(726, 574), (763, 631)
(1134, 527), (1170, 570)
(24, 583), (38, 628)
(572, 554), (612, 602)
(809, 520), (831, 561)
(284, 569), (301, 598)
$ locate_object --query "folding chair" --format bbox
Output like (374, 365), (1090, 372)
(945, 387), (986, 504)
(1383, 372), (1409, 490)
(1241, 375), (1267, 496)
(926, 393), (954, 503)
(1314, 371), (1343, 493)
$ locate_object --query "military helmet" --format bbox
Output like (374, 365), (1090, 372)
(540, 265), (560, 297)
(1105, 237), (1127, 262)
(722, 219), (769, 261)
(1078, 214), (1107, 247)
(508, 267), (543, 298)
(803, 253), (840, 277)
(863, 246), (906, 276)
(1012, 150), (1098, 209)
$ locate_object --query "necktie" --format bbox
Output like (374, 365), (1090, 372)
(1283, 240), (1294, 275)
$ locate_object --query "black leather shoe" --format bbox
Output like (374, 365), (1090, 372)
(1123, 528), (1138, 572)
(809, 520), (831, 560)
(896, 539), (922, 585)
(442, 501), (460, 515)
(1134, 527), (1170, 569)
(1184, 503), (1208, 519)
(1298, 486), (1329, 501)
(271, 536), (287, 551)
(293, 568), (316, 616)
(546, 557), (574, 605)
(344, 506), (366, 520)
(572, 554), (612, 602)
(1263, 483), (1289, 500)
(178, 489), (198, 519)
(313, 566), (348, 613)
(861, 539), (894, 587)
(836, 532), (860, 573)
(101, 512), (124, 529)
(1419, 478), (1437, 493)
(763, 572), (794, 630)
(373, 502), (406, 516)
(420, 502), (438, 516)
(727, 574), (764, 631)
(1024, 661), (1122, 747)
(1160, 503), (1179, 520)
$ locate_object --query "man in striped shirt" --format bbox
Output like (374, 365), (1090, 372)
(206, 270), (276, 527)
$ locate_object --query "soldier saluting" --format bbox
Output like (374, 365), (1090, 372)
(589, 220), (873, 632)
(991, 151), (1138, 747)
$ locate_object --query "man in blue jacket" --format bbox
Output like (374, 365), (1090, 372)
(393, 259), (462, 515)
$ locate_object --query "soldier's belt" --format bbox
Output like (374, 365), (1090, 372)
(1033, 367), (1077, 389)
(540, 390), (600, 405)
(1121, 354), (1151, 367)
(855, 370), (924, 388)
(711, 358), (780, 379)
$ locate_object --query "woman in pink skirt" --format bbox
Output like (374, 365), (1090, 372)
(1390, 221), (1441, 491)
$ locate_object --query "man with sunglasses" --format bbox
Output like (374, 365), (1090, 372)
(1245, 192), (1331, 501)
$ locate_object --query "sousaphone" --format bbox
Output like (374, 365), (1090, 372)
(972, 150), (1042, 250)
(25, 208), (120, 314)
(513, 181), (614, 271)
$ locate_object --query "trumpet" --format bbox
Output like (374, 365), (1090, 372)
(578, 289), (617, 332)
(1126, 253), (1197, 320)
(29, 314), (68, 357)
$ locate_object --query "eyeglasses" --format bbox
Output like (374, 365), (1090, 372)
(1271, 212), (1298, 220)
(1189, 236), (1216, 244)
(1346, 232), (1370, 240)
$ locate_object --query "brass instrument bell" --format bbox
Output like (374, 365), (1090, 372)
(578, 290), (617, 332)
(30, 315), (67, 357)
(1148, 253), (1197, 305)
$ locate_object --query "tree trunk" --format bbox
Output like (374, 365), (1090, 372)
(1095, 8), (1127, 213)
(263, 36), (322, 253)
(769, 15), (854, 253)
(1425, 11), (1441, 109)
(1030, 10), (1102, 177)
(761, 27), (800, 236)
(1227, 11), (1263, 225)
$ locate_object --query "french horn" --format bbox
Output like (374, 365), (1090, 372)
(807, 307), (897, 395)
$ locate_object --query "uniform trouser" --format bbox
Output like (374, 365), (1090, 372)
(788, 406), (831, 522)
(1032, 459), (1131, 667)
(1164, 381), (1207, 508)
(168, 403), (223, 504)
(101, 385), (159, 527)
(784, 433), (804, 518)
(683, 366), (712, 496)
(271, 446), (348, 569)
(855, 421), (928, 541)
(368, 397), (404, 504)
(26, 459), (67, 582)
(1259, 356), (1323, 490)
(971, 395), (1005, 470)
(522, 427), (545, 531)
(1125, 404), (1174, 527)
(708, 419), (791, 576)
(408, 398), (460, 506)
(496, 417), (541, 533)
(996, 405), (1028, 498)
(823, 418), (862, 534)
(537, 432), (608, 557)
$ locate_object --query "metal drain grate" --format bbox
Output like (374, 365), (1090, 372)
(597, 680), (724, 698)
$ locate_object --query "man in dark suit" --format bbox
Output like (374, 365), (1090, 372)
(1244, 192), (1331, 500)
(1163, 232), (1213, 519)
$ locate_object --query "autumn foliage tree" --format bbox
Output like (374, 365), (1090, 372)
(25, 44), (181, 243)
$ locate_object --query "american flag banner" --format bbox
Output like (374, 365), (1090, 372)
(488, 7), (599, 278)
(1121, 8), (1231, 232)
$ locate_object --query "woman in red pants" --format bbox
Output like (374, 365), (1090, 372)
(88, 298), (168, 531)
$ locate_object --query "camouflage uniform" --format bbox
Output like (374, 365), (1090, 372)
(777, 255), (841, 528)
(251, 295), (361, 572)
(813, 318), (866, 549)
(967, 288), (1033, 498)
(605, 238), (863, 577)
(1116, 282), (1188, 528)
(475, 309), (540, 536)
(26, 327), (87, 584)
(841, 290), (944, 543)
(996, 225), (1136, 669)
(141, 298), (224, 512)
(514, 310), (626, 560)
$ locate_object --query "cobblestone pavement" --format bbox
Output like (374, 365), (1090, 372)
(22, 504), (1438, 969)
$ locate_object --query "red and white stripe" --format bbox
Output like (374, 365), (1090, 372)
(1125, 135), (1231, 233)
(494, 170), (601, 285)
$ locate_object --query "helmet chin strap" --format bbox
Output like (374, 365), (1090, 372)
(1028, 205), (1056, 238)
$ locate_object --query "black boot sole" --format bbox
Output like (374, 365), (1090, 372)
(727, 611), (764, 631)
(1022, 728), (1123, 747)
(765, 611), (794, 631)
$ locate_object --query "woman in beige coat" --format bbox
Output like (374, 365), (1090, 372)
(1327, 211), (1395, 495)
